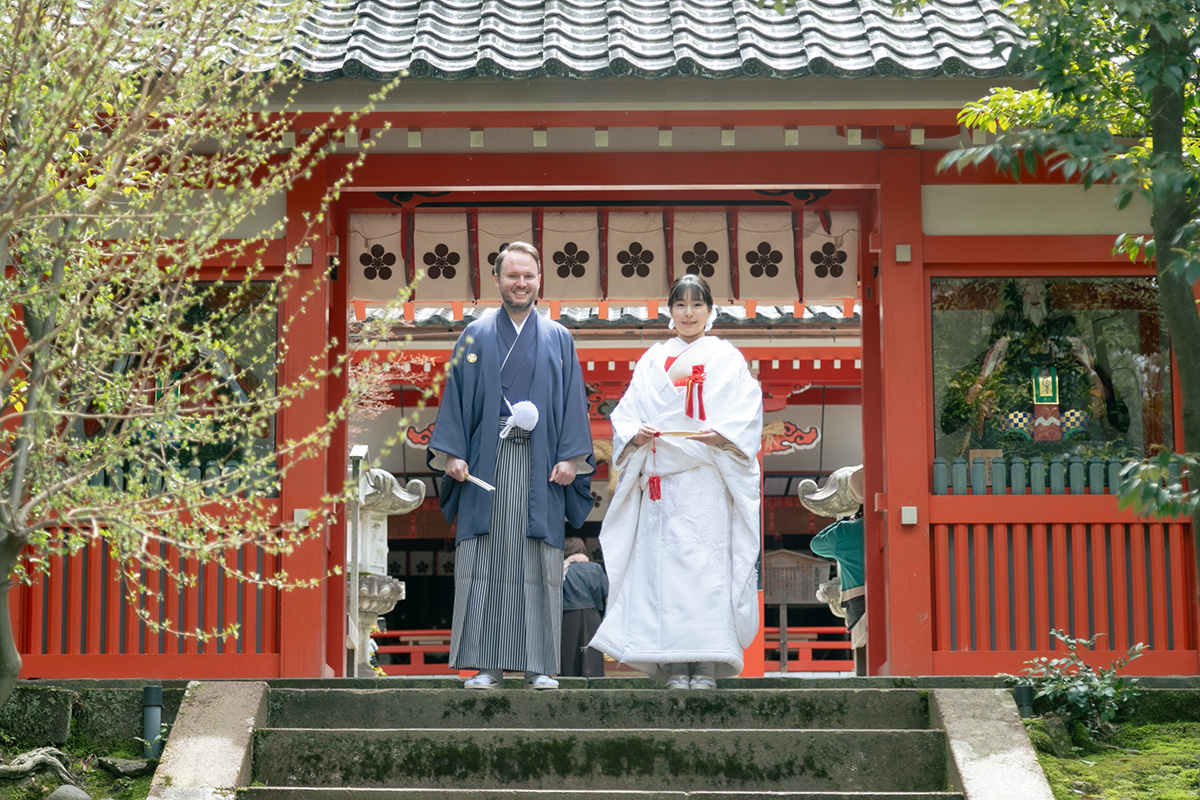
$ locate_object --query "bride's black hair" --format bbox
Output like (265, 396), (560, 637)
(668, 274), (713, 309)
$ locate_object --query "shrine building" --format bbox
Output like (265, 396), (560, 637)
(13, 0), (1196, 679)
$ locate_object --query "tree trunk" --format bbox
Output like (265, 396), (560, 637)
(0, 540), (26, 710)
(1146, 27), (1200, 627)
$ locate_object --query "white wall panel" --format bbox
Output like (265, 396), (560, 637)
(922, 185), (1151, 236)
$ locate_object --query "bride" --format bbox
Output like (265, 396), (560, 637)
(590, 274), (762, 689)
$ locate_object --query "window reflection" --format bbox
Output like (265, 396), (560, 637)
(932, 277), (1170, 462)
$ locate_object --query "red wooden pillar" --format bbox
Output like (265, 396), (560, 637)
(325, 199), (350, 676)
(279, 159), (332, 677)
(859, 196), (887, 676)
(877, 148), (933, 675)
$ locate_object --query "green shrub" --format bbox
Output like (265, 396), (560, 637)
(1001, 629), (1146, 735)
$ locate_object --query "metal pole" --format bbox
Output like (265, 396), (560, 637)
(779, 603), (789, 673)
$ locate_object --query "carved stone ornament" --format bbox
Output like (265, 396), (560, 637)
(349, 574), (406, 677)
(797, 464), (864, 520)
(358, 468), (425, 514)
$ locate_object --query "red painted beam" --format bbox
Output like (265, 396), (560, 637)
(347, 187), (876, 212)
(200, 240), (289, 269)
(329, 152), (880, 192)
(19, 653), (283, 679)
(359, 346), (863, 365)
(932, 649), (1199, 676)
(922, 150), (1070, 185)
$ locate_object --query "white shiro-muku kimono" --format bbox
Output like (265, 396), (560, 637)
(590, 335), (762, 680)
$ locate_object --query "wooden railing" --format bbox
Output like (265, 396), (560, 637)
(372, 628), (453, 675)
(372, 625), (853, 676)
(764, 625), (853, 672)
(929, 495), (1199, 675)
(13, 533), (283, 679)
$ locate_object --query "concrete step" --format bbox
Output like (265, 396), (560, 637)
(242, 789), (964, 800)
(266, 688), (930, 731)
(252, 727), (948, 793)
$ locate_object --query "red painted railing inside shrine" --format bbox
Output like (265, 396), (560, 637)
(763, 625), (853, 673)
(371, 625), (853, 676)
(928, 495), (1199, 675)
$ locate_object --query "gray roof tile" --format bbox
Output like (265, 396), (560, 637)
(291, 0), (1021, 80)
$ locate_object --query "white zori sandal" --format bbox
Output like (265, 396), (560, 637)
(665, 663), (690, 690)
(690, 662), (717, 690)
(464, 670), (503, 689)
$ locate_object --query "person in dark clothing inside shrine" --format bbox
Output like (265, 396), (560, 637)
(560, 537), (608, 678)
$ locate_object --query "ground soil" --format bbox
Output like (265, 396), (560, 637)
(0, 746), (152, 800)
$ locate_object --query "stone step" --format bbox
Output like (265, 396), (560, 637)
(242, 789), (964, 800)
(266, 688), (930, 731)
(252, 727), (948, 793)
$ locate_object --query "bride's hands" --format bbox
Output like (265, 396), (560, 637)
(687, 429), (730, 448)
(631, 423), (660, 446)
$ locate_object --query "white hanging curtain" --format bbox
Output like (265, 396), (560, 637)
(802, 210), (860, 307)
(587, 480), (611, 523)
(409, 551), (434, 577)
(412, 214), (471, 302)
(541, 211), (602, 300)
(476, 212), (534, 302)
(606, 211), (667, 302)
(673, 210), (733, 302)
(736, 211), (797, 302)
(349, 213), (406, 303)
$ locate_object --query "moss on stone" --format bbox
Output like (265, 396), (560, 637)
(0, 687), (76, 748)
(1024, 720), (1058, 756)
(1034, 721), (1200, 800)
(1123, 691), (1200, 726)
(0, 741), (155, 800)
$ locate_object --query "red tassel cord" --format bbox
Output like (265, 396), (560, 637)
(647, 433), (662, 501)
(684, 365), (706, 421)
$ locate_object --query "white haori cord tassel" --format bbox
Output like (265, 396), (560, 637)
(499, 399), (539, 440)
(465, 400), (538, 493)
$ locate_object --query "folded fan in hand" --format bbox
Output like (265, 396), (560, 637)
(500, 400), (539, 439)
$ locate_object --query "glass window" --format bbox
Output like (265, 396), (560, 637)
(148, 281), (278, 471)
(932, 277), (1171, 462)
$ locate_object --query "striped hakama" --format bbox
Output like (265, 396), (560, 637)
(449, 423), (563, 675)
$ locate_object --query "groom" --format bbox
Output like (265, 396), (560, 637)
(427, 242), (594, 689)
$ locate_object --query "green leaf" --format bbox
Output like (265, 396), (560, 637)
(1024, 148), (1039, 175)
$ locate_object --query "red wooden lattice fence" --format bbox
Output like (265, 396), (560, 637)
(12, 537), (283, 679)
(928, 495), (1199, 675)
(11, 495), (1197, 678)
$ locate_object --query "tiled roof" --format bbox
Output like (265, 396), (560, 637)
(350, 303), (859, 342)
(292, 0), (1022, 82)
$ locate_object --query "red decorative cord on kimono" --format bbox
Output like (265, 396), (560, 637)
(648, 433), (662, 501)
(684, 365), (706, 421)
